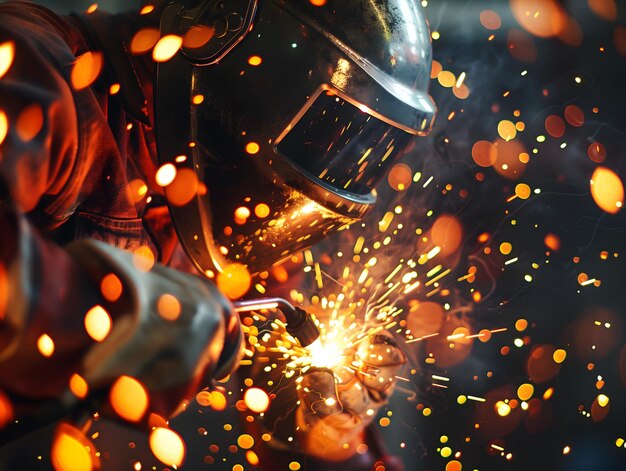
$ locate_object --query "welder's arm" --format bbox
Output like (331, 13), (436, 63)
(0, 3), (242, 419)
(0, 203), (242, 417)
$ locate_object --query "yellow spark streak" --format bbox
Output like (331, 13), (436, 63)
(358, 268), (369, 284)
(455, 72), (466, 88)
(357, 147), (374, 165)
(405, 333), (439, 344)
(395, 376), (410, 382)
(432, 374), (450, 382)
(384, 263), (404, 283)
(467, 395), (486, 402)
(423, 176), (434, 188)
(354, 236), (365, 254)
(505, 257), (519, 265)
(314, 263), (323, 289)
(379, 212), (395, 233)
(427, 246), (441, 259)
(404, 281), (420, 294)
(447, 332), (466, 340)
(381, 146), (395, 162)
(426, 265), (442, 278)
(425, 268), (451, 287)
(304, 250), (314, 265)
(376, 282), (401, 303)
(426, 287), (440, 297)
(490, 444), (505, 451)
(581, 278), (597, 286)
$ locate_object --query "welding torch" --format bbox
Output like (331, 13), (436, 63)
(233, 297), (320, 347)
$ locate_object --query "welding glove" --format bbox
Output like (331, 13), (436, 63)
(72, 240), (244, 413)
(295, 333), (406, 461)
(0, 210), (243, 422)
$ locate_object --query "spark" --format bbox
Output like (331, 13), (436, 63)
(467, 396), (486, 402)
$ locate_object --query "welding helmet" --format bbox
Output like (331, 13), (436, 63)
(155, 0), (436, 276)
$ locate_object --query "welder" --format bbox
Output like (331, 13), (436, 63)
(0, 0), (435, 468)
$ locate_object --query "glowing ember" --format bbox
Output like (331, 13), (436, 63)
(244, 387), (270, 413)
(480, 10), (501, 30)
(16, 104), (43, 142)
(517, 383), (534, 401)
(37, 333), (55, 357)
(0, 390), (14, 428)
(210, 391), (227, 411)
(110, 376), (149, 422)
(71, 51), (103, 90)
(237, 434), (254, 449)
(472, 140), (497, 167)
(133, 246), (155, 272)
(100, 273), (122, 302)
(0, 110), (7, 146)
(155, 163), (177, 187)
(149, 427), (185, 467)
(51, 423), (98, 471)
(247, 55), (262, 66)
(152, 35), (183, 63)
(183, 25), (215, 49)
(245, 142), (260, 155)
(84, 305), (112, 342)
(164, 168), (199, 206)
(254, 203), (270, 218)
(590, 166), (624, 214)
(217, 263), (251, 299)
(157, 293), (182, 321)
(130, 28), (160, 54)
(497, 120), (517, 141)
(140, 4), (154, 15)
(69, 373), (89, 399)
(0, 41), (14, 79)
(234, 206), (251, 225)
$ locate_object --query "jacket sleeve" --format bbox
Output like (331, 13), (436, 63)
(0, 3), (242, 419)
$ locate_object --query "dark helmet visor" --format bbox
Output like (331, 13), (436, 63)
(276, 88), (413, 196)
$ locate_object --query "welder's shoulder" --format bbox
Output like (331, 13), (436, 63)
(0, 1), (78, 65)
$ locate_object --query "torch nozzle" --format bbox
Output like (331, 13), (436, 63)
(233, 297), (320, 347)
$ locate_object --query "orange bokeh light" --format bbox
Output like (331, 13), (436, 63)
(100, 273), (123, 302)
(149, 427), (186, 467)
(51, 423), (98, 471)
(590, 166), (624, 214)
(0, 41), (14, 80)
(71, 51), (103, 90)
(217, 263), (252, 299)
(157, 294), (182, 321)
(153, 35), (183, 62)
(244, 387), (270, 413)
(471, 140), (497, 167)
(130, 28), (160, 54)
(431, 214), (463, 256)
(84, 305), (112, 342)
(164, 168), (199, 206)
(110, 375), (149, 422)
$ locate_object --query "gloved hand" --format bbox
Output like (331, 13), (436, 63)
(295, 333), (406, 461)
(70, 239), (244, 418)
